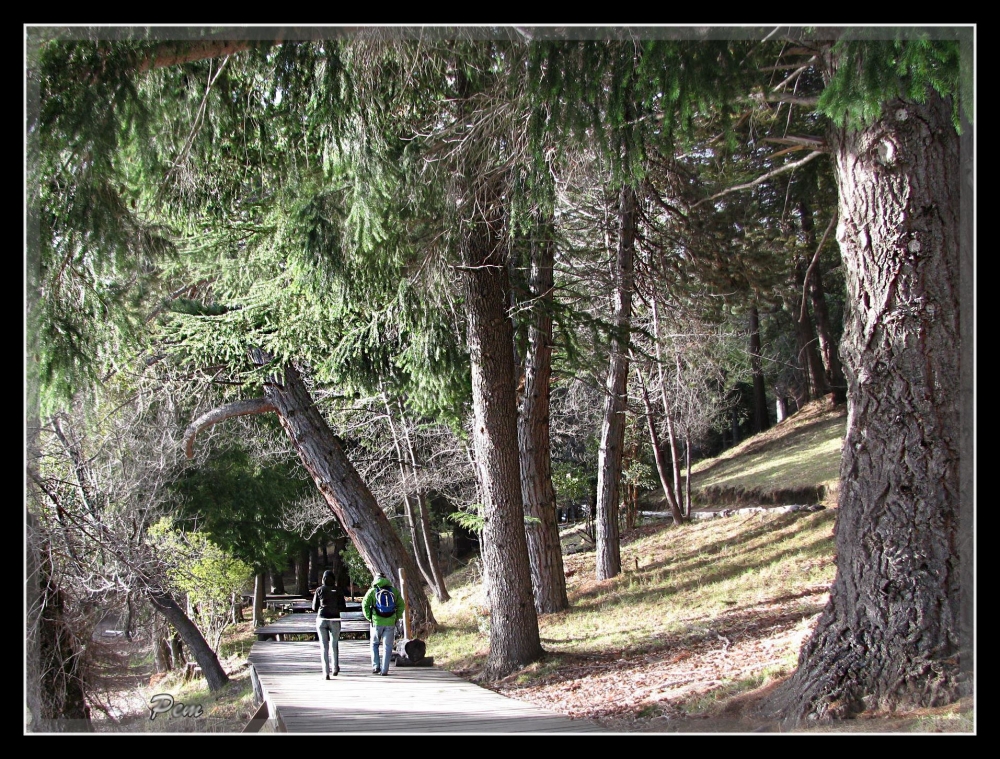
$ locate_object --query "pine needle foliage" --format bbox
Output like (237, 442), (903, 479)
(818, 36), (965, 131)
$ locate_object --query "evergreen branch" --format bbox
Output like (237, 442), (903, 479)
(691, 150), (825, 208)
(183, 398), (277, 459)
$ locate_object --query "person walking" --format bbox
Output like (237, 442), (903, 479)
(362, 571), (405, 676)
(313, 570), (347, 680)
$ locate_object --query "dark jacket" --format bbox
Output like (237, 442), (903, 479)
(313, 571), (347, 620)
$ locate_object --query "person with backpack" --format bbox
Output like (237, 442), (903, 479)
(362, 571), (405, 676)
(313, 569), (348, 679)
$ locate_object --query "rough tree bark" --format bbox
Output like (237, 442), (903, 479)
(595, 184), (638, 581)
(265, 366), (435, 633)
(459, 209), (544, 678)
(517, 214), (569, 614)
(774, 90), (966, 722)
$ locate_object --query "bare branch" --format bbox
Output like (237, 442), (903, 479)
(759, 92), (820, 108)
(183, 398), (276, 459)
(761, 135), (826, 150)
(691, 151), (825, 209)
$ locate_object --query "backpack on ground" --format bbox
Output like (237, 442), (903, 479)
(373, 586), (397, 618)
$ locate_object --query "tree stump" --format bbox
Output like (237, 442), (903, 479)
(394, 638), (427, 666)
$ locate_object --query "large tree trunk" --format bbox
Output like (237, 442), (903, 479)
(457, 165), (543, 678)
(518, 214), (569, 615)
(776, 91), (965, 722)
(147, 590), (229, 692)
(595, 184), (637, 581)
(449, 61), (543, 677)
(261, 363), (436, 635)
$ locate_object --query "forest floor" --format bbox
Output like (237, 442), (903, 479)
(426, 398), (975, 735)
(440, 514), (975, 735)
(481, 520), (974, 734)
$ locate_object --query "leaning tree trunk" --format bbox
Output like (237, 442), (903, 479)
(776, 90), (965, 722)
(262, 364), (436, 636)
(595, 183), (637, 581)
(147, 590), (229, 692)
(518, 214), (569, 615)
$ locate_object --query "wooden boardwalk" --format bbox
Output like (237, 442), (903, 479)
(248, 639), (604, 733)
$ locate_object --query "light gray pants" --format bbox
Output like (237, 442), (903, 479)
(370, 624), (395, 675)
(317, 617), (342, 676)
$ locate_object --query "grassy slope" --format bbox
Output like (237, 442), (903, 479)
(425, 399), (974, 733)
(687, 396), (847, 509)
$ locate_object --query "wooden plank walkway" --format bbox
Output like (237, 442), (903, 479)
(248, 639), (604, 733)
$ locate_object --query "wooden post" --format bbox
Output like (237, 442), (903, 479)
(398, 567), (411, 640)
